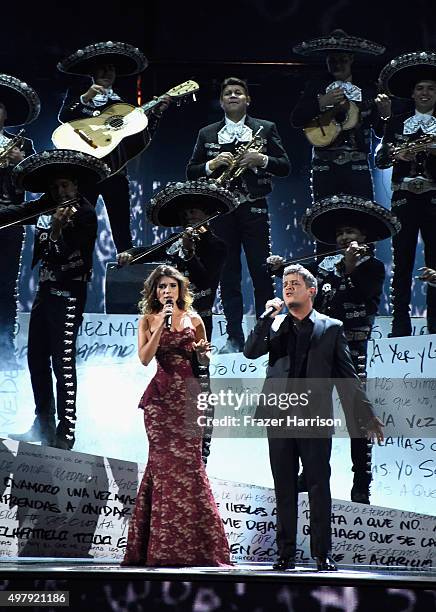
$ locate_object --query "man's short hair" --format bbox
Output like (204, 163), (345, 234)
(220, 77), (250, 98)
(283, 264), (318, 294)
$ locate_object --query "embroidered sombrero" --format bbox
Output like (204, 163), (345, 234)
(0, 74), (41, 126)
(301, 194), (401, 244)
(293, 29), (385, 57)
(13, 149), (111, 193)
(146, 179), (239, 227)
(57, 41), (148, 77)
(379, 51), (436, 98)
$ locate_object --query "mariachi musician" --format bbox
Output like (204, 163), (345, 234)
(57, 41), (171, 254)
(187, 77), (290, 354)
(2, 150), (111, 450)
(376, 52), (436, 337)
(117, 180), (236, 343)
(0, 74), (39, 370)
(291, 30), (391, 247)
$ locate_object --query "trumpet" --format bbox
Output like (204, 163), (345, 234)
(0, 129), (25, 168)
(390, 134), (436, 159)
(215, 127), (264, 185)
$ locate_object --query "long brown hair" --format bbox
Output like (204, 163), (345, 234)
(139, 264), (194, 314)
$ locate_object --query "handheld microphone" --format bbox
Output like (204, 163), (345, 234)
(259, 302), (283, 320)
(164, 298), (173, 329)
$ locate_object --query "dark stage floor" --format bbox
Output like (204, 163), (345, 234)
(0, 559), (435, 587)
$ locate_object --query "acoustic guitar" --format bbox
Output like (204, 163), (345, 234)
(52, 80), (199, 173)
(304, 98), (371, 148)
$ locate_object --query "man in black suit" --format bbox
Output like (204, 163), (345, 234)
(187, 77), (290, 353)
(244, 264), (384, 571)
(0, 74), (39, 370)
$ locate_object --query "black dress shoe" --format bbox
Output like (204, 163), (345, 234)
(351, 485), (370, 504)
(315, 556), (337, 571)
(272, 557), (295, 570)
(55, 437), (74, 451)
(8, 421), (56, 447)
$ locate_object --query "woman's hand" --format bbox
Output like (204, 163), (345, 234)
(193, 338), (211, 357)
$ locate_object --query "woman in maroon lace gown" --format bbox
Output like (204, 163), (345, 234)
(122, 265), (231, 566)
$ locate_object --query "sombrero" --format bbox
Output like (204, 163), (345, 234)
(13, 149), (111, 193)
(0, 74), (40, 126)
(293, 29), (385, 57)
(57, 41), (148, 77)
(146, 179), (239, 227)
(301, 194), (401, 244)
(379, 51), (436, 98)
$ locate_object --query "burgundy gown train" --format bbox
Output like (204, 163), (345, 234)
(122, 327), (231, 566)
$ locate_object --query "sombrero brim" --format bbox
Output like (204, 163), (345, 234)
(0, 82), (40, 126)
(383, 65), (436, 98)
(301, 198), (401, 245)
(58, 44), (148, 77)
(19, 164), (107, 193)
(13, 151), (111, 193)
(293, 36), (385, 57)
(307, 210), (394, 244)
(147, 193), (234, 227)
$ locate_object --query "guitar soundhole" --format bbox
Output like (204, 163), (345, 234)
(107, 115), (124, 130)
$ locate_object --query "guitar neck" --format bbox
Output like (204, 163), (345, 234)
(141, 96), (165, 113)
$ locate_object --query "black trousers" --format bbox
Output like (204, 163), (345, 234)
(268, 436), (332, 558)
(390, 190), (436, 334)
(0, 226), (24, 368)
(211, 200), (274, 341)
(27, 283), (87, 445)
(311, 158), (374, 256)
(347, 338), (372, 486)
(85, 173), (133, 253)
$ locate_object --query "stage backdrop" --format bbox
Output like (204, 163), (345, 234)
(0, 438), (435, 567)
(1, 313), (435, 519)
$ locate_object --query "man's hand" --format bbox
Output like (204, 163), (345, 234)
(318, 87), (346, 109)
(117, 252), (133, 266)
(182, 227), (197, 256)
(239, 149), (267, 169)
(417, 267), (436, 283)
(81, 84), (106, 103)
(50, 206), (75, 241)
(152, 94), (172, 115)
(343, 241), (367, 273)
(209, 152), (234, 172)
(267, 254), (285, 271)
(365, 415), (384, 444)
(264, 297), (284, 318)
(375, 93), (391, 119)
(6, 146), (25, 165)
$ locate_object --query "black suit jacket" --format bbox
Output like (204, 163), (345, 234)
(186, 116), (290, 200)
(243, 309), (375, 435)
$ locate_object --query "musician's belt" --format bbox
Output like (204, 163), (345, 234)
(314, 151), (367, 165)
(345, 330), (370, 342)
(393, 178), (436, 194)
